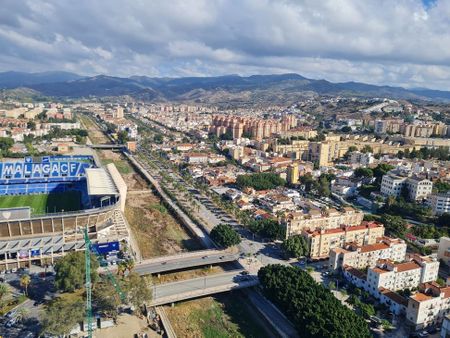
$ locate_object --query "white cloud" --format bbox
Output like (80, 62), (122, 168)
(0, 0), (450, 89)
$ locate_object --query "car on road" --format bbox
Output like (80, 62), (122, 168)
(240, 270), (249, 275)
(5, 317), (17, 327)
(6, 309), (17, 318)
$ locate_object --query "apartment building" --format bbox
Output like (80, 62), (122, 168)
(329, 236), (407, 270)
(283, 206), (364, 237)
(407, 282), (450, 330)
(305, 221), (385, 259)
(438, 237), (450, 266)
(381, 173), (433, 201)
(428, 192), (450, 215)
(367, 255), (439, 294)
(407, 177), (434, 201)
(287, 164), (299, 185)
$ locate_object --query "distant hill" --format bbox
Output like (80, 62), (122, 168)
(2, 71), (450, 103)
(0, 71), (83, 88)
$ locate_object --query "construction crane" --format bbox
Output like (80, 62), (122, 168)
(84, 227), (126, 338)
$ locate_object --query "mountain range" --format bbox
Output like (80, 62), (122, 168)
(1, 71), (450, 103)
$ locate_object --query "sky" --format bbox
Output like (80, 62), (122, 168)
(1, 0), (450, 90)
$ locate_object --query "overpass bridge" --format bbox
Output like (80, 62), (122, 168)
(150, 270), (258, 306)
(134, 249), (239, 275)
(89, 144), (125, 150)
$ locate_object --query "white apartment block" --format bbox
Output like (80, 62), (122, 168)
(407, 177), (433, 201)
(343, 266), (408, 315)
(329, 236), (407, 270)
(380, 173), (433, 201)
(380, 173), (407, 197)
(407, 282), (450, 330)
(428, 193), (450, 215)
(350, 151), (374, 166)
(367, 255), (439, 294)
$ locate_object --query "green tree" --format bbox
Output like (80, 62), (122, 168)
(361, 145), (373, 153)
(0, 137), (14, 154)
(54, 251), (99, 292)
(433, 181), (450, 193)
(380, 214), (407, 237)
(210, 224), (241, 247)
(282, 236), (309, 258)
(117, 130), (129, 144)
(41, 296), (85, 336)
(20, 274), (31, 295)
(236, 173), (285, 191)
(354, 168), (374, 178)
(318, 176), (331, 197)
(299, 173), (318, 192)
(437, 213), (450, 227)
(153, 134), (164, 144)
(93, 280), (122, 320)
(248, 219), (285, 240)
(0, 283), (9, 302)
(124, 272), (152, 315)
(258, 265), (371, 338)
(27, 120), (36, 130)
(373, 163), (395, 182)
(341, 126), (352, 133)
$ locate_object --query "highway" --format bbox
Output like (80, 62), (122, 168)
(134, 250), (239, 275)
(151, 270), (258, 306)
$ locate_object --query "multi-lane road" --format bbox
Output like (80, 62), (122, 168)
(134, 250), (239, 275)
(151, 270), (258, 306)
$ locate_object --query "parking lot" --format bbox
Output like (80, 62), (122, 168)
(0, 265), (57, 338)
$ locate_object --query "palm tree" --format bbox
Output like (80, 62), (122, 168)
(42, 257), (51, 276)
(125, 259), (135, 273)
(20, 274), (31, 296)
(117, 262), (127, 277)
(0, 283), (10, 301)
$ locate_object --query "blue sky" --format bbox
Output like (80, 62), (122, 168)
(0, 0), (450, 90)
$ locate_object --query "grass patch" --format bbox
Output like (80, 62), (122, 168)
(149, 203), (167, 214)
(101, 158), (132, 175)
(0, 191), (81, 215)
(166, 295), (270, 338)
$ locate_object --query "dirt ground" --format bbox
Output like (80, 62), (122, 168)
(79, 115), (109, 144)
(94, 142), (202, 259)
(94, 313), (159, 338)
(125, 192), (202, 258)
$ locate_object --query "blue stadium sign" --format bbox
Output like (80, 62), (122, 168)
(0, 161), (92, 180)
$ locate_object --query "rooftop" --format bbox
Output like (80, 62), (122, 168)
(85, 168), (118, 196)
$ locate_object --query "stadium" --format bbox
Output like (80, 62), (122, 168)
(0, 155), (129, 271)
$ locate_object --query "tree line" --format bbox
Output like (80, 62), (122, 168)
(236, 172), (285, 191)
(258, 265), (371, 338)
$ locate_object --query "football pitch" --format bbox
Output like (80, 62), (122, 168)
(0, 191), (82, 215)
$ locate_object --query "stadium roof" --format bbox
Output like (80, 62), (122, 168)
(85, 168), (118, 196)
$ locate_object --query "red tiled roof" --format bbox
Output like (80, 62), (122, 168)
(396, 261), (421, 272)
(360, 243), (389, 253)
